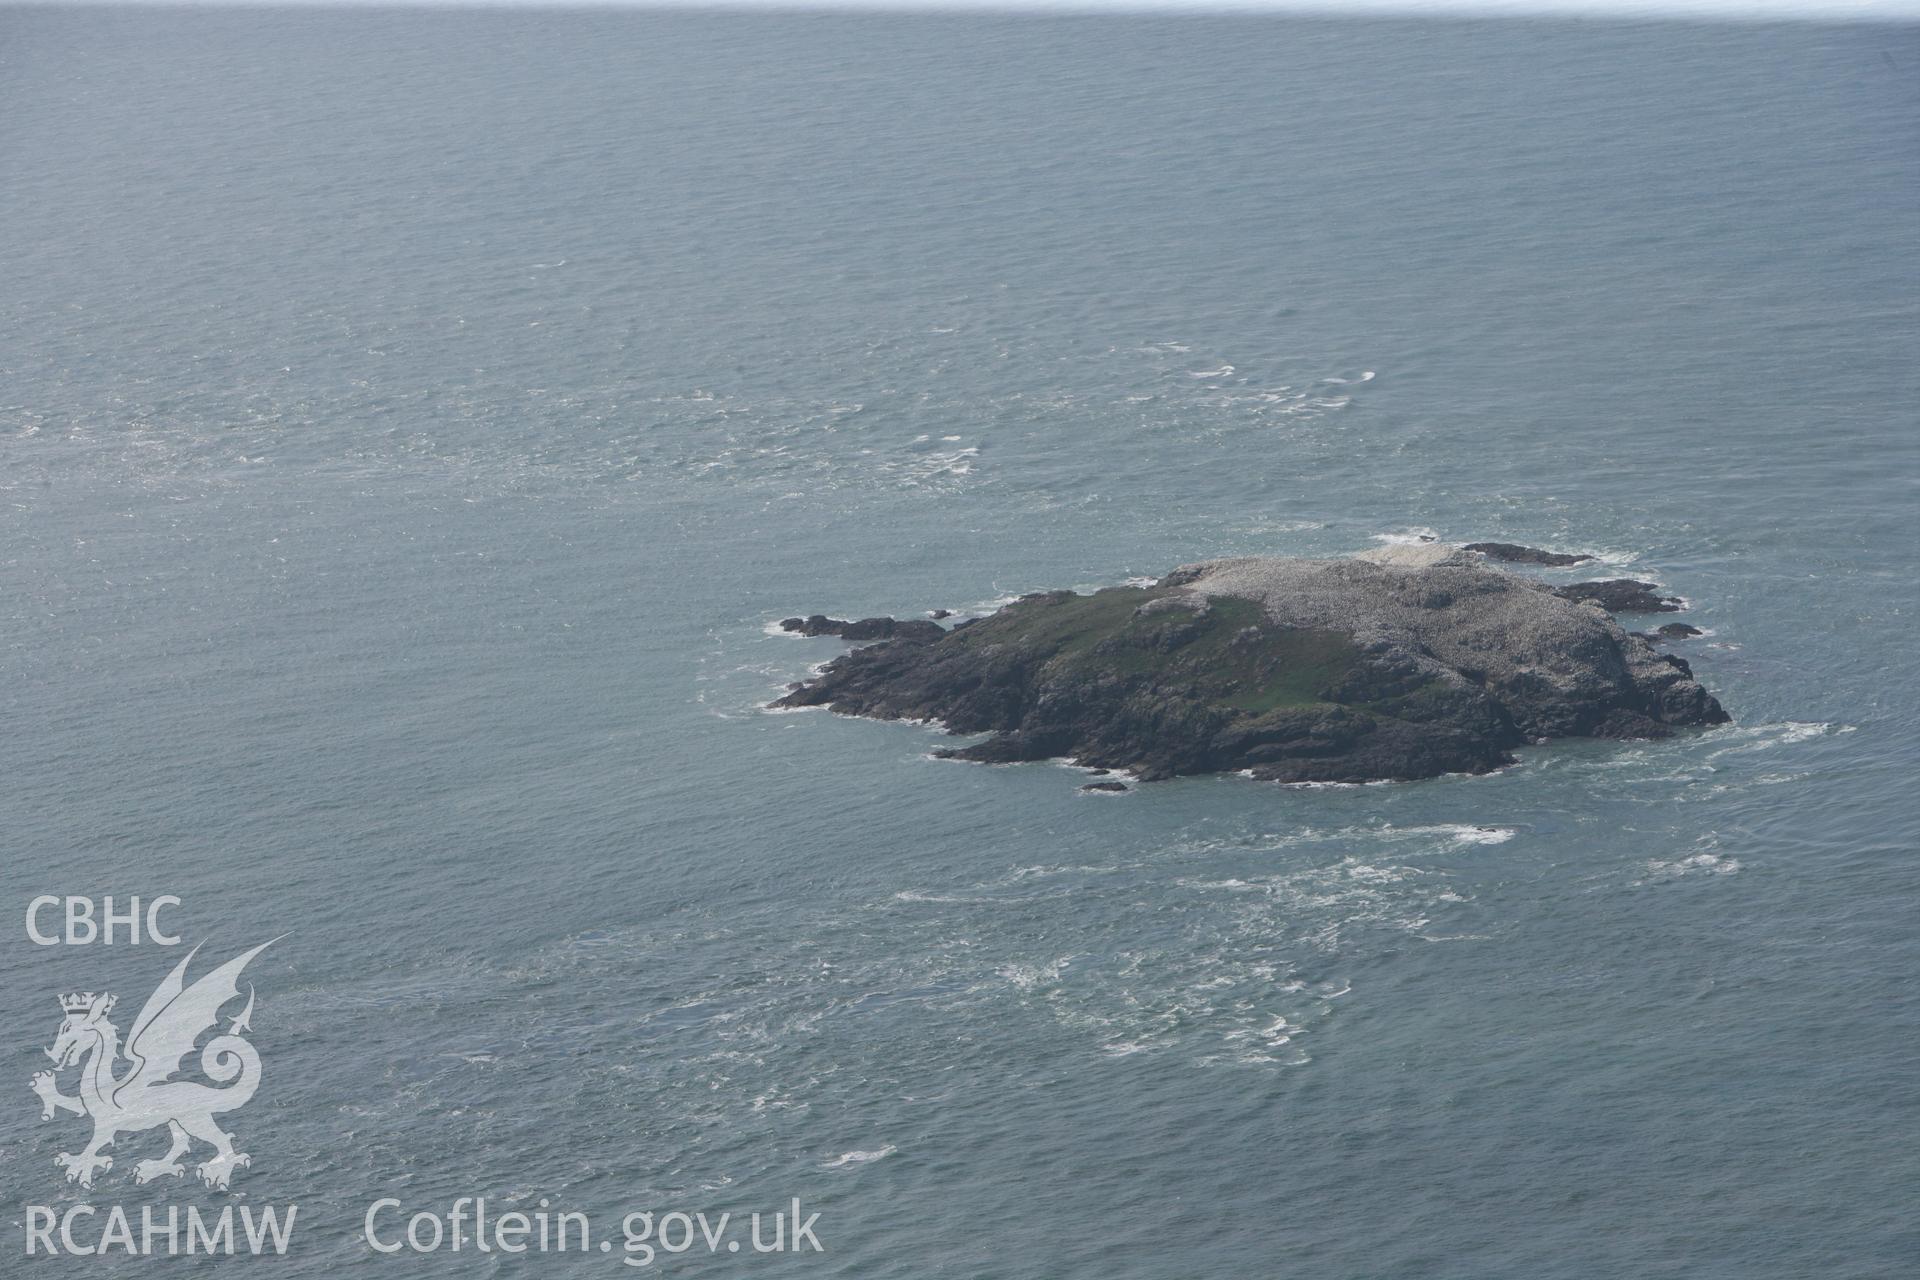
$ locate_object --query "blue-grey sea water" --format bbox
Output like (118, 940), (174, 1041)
(2, 9), (1916, 1277)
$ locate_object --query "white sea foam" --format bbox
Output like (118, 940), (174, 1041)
(1225, 1015), (1292, 1046)
(1343, 862), (1420, 885)
(900, 444), (979, 486)
(823, 1146), (896, 1169)
(1639, 851), (1742, 883)
(1442, 824), (1517, 845)
(1003, 863), (1120, 882)
(1370, 527), (1441, 547)
(893, 890), (985, 904)
(1581, 546), (1646, 568)
(998, 957), (1074, 990)
(1307, 822), (1519, 848)
(1705, 721), (1850, 762)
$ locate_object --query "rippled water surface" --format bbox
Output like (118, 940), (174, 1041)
(2, 10), (1916, 1277)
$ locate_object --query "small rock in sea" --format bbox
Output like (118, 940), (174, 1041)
(1080, 781), (1129, 793)
(1552, 579), (1684, 613)
(929, 608), (953, 620)
(780, 615), (943, 643)
(1465, 541), (1595, 566)
(1656, 622), (1704, 638)
(780, 614), (845, 636)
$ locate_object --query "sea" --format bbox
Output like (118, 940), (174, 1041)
(1, 8), (1915, 1276)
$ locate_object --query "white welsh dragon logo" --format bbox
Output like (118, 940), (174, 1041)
(29, 941), (275, 1190)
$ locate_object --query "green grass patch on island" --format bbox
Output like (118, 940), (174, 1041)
(955, 587), (1362, 714)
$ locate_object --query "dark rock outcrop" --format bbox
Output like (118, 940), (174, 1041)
(1636, 622), (1705, 642)
(772, 547), (1727, 786)
(1552, 580), (1684, 613)
(1080, 781), (1129, 793)
(1465, 542), (1595, 566)
(780, 615), (945, 643)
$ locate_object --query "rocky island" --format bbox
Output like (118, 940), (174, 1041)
(774, 543), (1727, 786)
